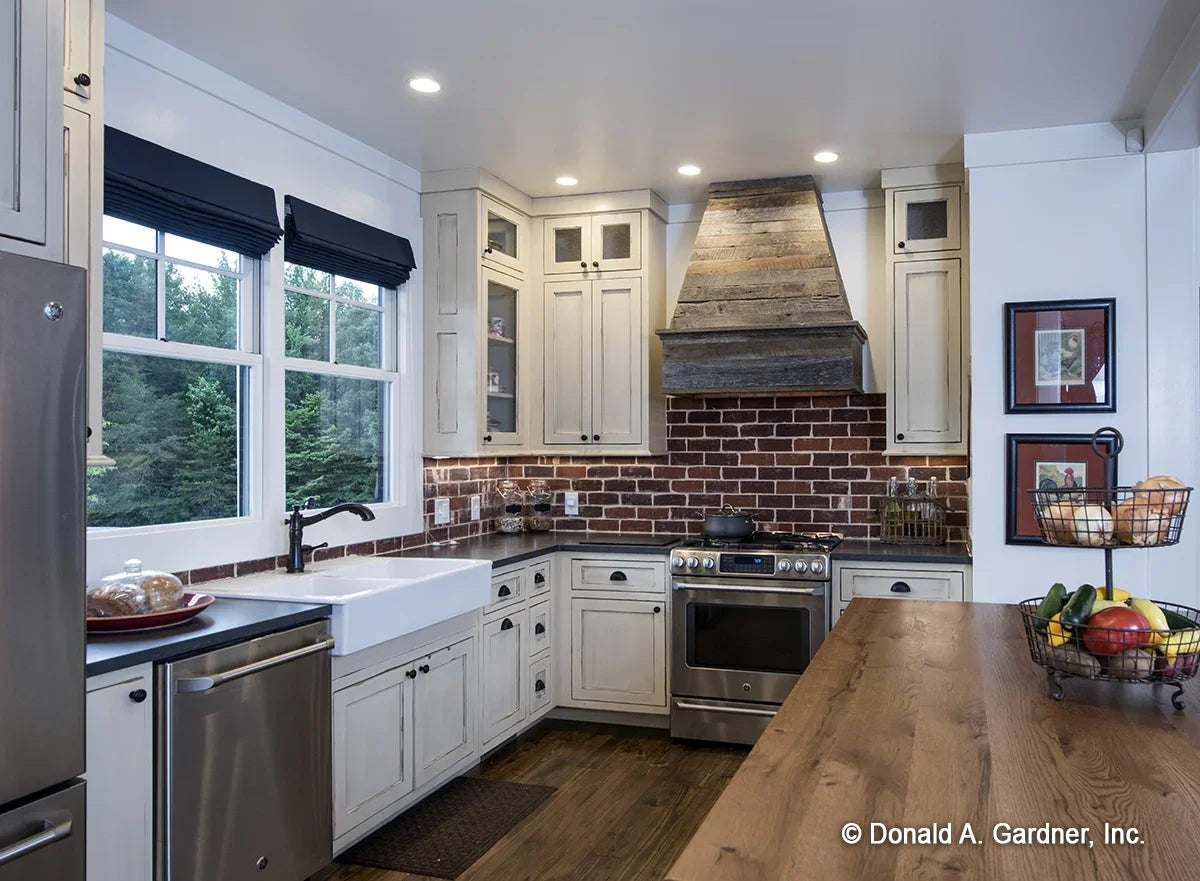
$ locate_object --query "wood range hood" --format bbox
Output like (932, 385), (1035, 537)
(656, 175), (867, 396)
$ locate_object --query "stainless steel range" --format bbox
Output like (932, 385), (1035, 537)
(670, 532), (840, 745)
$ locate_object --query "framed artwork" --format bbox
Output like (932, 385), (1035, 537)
(1005, 433), (1118, 545)
(1005, 299), (1115, 413)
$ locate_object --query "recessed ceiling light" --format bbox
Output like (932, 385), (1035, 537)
(409, 77), (441, 93)
(813, 151), (839, 163)
(555, 176), (578, 187)
(678, 164), (701, 176)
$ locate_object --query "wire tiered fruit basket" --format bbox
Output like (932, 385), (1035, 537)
(1018, 427), (1199, 708)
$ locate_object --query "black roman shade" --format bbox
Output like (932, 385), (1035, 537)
(104, 126), (283, 257)
(284, 196), (416, 288)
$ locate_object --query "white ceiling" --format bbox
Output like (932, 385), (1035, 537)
(107, 0), (1200, 203)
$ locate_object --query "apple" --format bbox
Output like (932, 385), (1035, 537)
(1082, 606), (1152, 656)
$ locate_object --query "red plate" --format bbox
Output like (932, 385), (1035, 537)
(87, 593), (215, 633)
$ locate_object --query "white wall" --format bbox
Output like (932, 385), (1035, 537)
(966, 124), (1199, 605)
(664, 192), (887, 395)
(89, 17), (425, 581)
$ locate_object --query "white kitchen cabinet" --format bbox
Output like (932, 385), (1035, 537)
(413, 637), (476, 788)
(528, 598), (551, 657)
(62, 0), (98, 101)
(333, 665), (414, 839)
(543, 212), (641, 275)
(831, 560), (973, 625)
(482, 195), (526, 277)
(529, 651), (552, 718)
(543, 277), (644, 447)
(480, 610), (527, 747)
(85, 665), (153, 881)
(570, 597), (666, 708)
(0, 0), (62, 250)
(883, 167), (969, 456)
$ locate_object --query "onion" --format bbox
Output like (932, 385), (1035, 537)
(1113, 498), (1169, 546)
(1071, 504), (1114, 547)
(1038, 502), (1076, 543)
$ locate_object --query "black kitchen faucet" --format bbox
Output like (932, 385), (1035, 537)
(286, 496), (376, 573)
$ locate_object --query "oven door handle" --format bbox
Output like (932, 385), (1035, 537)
(673, 700), (779, 718)
(672, 582), (825, 597)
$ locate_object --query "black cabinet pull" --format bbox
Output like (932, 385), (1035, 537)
(891, 581), (912, 593)
(580, 434), (588, 441)
(896, 433), (905, 441)
(129, 688), (147, 703)
(609, 571), (628, 582)
(86, 425), (93, 439)
(497, 584), (511, 598)
(405, 669), (417, 679)
(483, 434), (493, 443)
(533, 572), (545, 584)
(592, 434), (600, 441)
(500, 618), (514, 631)
(535, 622), (546, 635)
(591, 261), (599, 268)
(897, 241), (906, 249)
(535, 679), (546, 692)
(580, 261), (588, 269)
(74, 72), (91, 87)
(653, 606), (661, 613)
(419, 664), (430, 674)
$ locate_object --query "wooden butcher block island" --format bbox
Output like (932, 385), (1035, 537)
(668, 598), (1200, 881)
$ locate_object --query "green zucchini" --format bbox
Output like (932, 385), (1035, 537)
(1164, 608), (1200, 631)
(1033, 583), (1068, 631)
(1060, 584), (1097, 629)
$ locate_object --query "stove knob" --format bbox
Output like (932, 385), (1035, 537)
(701, 557), (715, 570)
(777, 559), (793, 573)
(687, 557), (701, 569)
(671, 556), (686, 571)
(810, 559), (825, 575)
(794, 559), (809, 574)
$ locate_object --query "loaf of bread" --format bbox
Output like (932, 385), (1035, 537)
(86, 582), (144, 617)
(1134, 475), (1188, 518)
(1113, 498), (1170, 546)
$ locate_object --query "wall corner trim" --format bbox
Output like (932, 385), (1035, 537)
(964, 120), (1143, 170)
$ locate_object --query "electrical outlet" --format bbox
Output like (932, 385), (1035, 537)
(470, 495), (481, 521)
(564, 491), (580, 516)
(433, 497), (451, 525)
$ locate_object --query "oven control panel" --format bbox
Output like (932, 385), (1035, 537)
(670, 550), (831, 581)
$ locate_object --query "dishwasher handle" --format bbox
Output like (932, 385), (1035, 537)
(175, 637), (334, 693)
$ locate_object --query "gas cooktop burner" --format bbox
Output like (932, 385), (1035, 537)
(677, 531), (843, 553)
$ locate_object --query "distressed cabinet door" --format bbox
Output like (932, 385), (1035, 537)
(571, 598), (666, 707)
(480, 611), (527, 746)
(890, 259), (963, 448)
(893, 185), (961, 254)
(413, 637), (476, 788)
(0, 0), (50, 245)
(591, 278), (643, 445)
(543, 215), (592, 274)
(543, 280), (593, 444)
(481, 195), (526, 277)
(482, 268), (524, 447)
(332, 666), (414, 839)
(589, 212), (641, 273)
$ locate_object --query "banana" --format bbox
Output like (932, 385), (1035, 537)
(1162, 628), (1200, 664)
(1130, 597), (1170, 648)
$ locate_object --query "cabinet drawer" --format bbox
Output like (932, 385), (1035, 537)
(528, 599), (551, 657)
(529, 651), (552, 716)
(839, 567), (964, 603)
(486, 569), (524, 613)
(528, 559), (551, 596)
(571, 558), (664, 594)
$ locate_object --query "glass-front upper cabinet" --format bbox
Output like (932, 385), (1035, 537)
(481, 196), (526, 276)
(483, 268), (522, 446)
(893, 185), (961, 255)
(543, 212), (642, 274)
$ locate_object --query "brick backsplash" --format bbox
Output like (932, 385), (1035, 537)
(178, 393), (968, 586)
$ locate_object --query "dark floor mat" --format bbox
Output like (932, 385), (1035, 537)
(337, 776), (556, 878)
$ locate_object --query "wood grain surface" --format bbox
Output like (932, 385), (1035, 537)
(668, 599), (1200, 881)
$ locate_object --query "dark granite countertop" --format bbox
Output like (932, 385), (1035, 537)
(385, 531), (682, 567)
(832, 539), (972, 565)
(86, 597), (332, 677)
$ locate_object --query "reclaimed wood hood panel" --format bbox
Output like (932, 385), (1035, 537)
(657, 175), (867, 395)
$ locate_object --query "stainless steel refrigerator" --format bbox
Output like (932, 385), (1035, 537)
(0, 253), (87, 879)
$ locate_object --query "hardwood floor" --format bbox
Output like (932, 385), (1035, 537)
(328, 722), (747, 881)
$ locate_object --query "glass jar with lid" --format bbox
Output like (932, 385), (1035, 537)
(526, 480), (553, 532)
(86, 559), (184, 617)
(494, 480), (525, 534)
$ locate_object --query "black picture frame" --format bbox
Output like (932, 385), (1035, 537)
(1005, 433), (1119, 545)
(1004, 298), (1116, 413)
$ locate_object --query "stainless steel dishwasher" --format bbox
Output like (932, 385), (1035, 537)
(158, 621), (333, 881)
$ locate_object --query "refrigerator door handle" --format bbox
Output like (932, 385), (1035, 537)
(175, 637), (335, 693)
(0, 813), (73, 867)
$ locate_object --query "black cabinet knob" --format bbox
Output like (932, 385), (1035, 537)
(653, 606), (661, 613)
(896, 433), (905, 441)
(593, 434), (600, 441)
(500, 617), (514, 631)
(891, 581), (912, 594)
(483, 434), (493, 443)
(484, 247), (493, 255)
(580, 434), (588, 442)
(580, 261), (588, 269)
(419, 664), (430, 674)
(535, 622), (546, 635)
(497, 584), (511, 597)
(406, 669), (417, 679)
(129, 688), (147, 703)
(74, 72), (91, 87)
(591, 261), (599, 268)
(897, 241), (906, 249)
